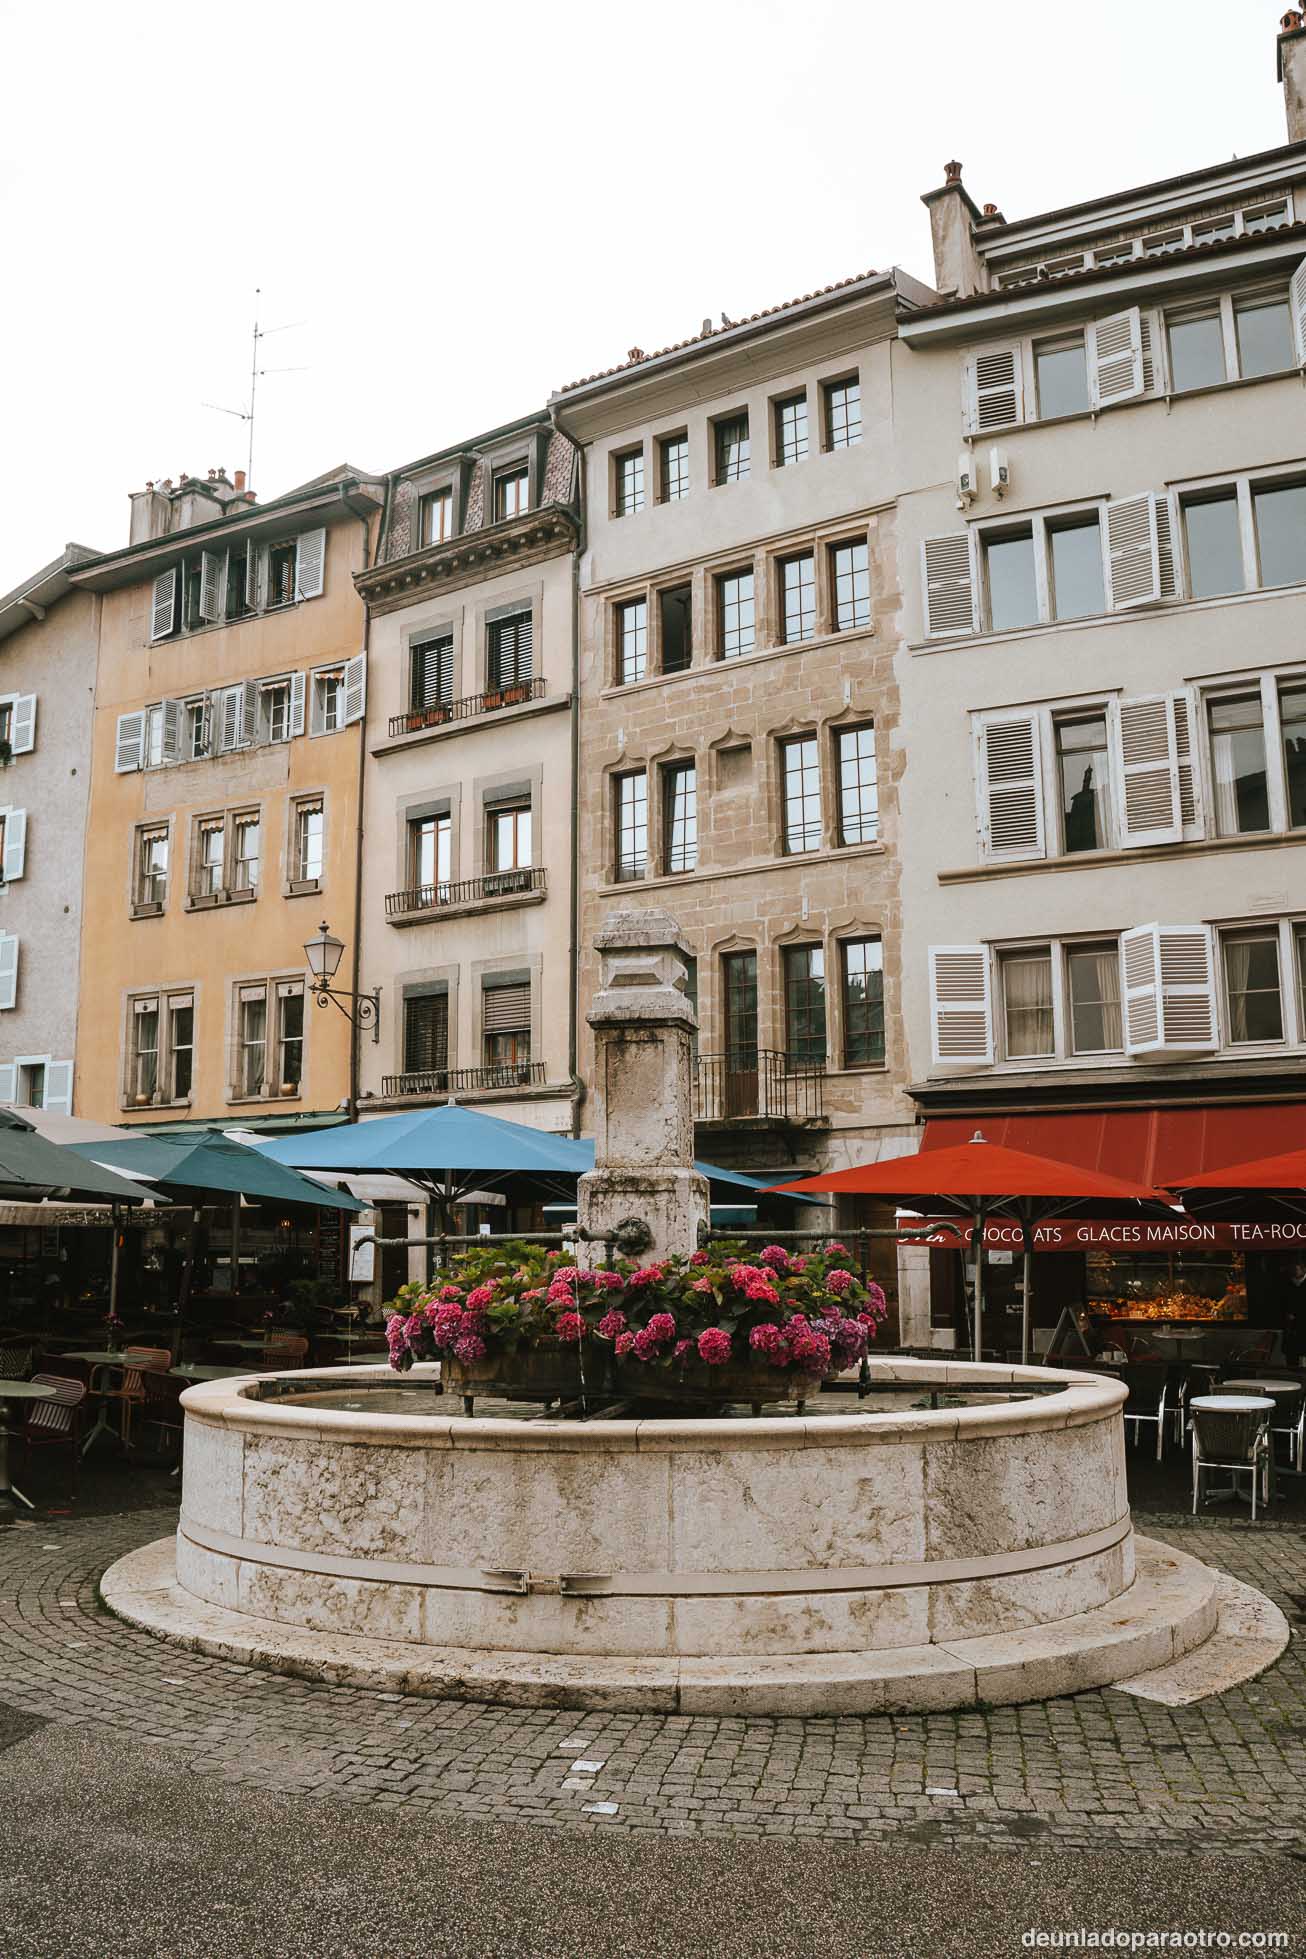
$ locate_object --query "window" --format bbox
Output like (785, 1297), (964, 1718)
(0, 703), (10, 749)
(1035, 334), (1090, 418)
(489, 803), (531, 872)
(779, 553), (815, 643)
(404, 991), (449, 1078)
(237, 988), (267, 1097)
(835, 725), (878, 845)
(1055, 715), (1111, 853)
(831, 540), (870, 631)
(482, 978), (531, 1069)
(617, 598), (647, 685)
(186, 699), (209, 759)
(130, 999), (160, 1100)
(1066, 944), (1122, 1054)
(195, 819), (224, 898)
(1167, 309), (1226, 392)
(294, 800), (324, 885)
(144, 704), (165, 769)
(135, 826), (169, 910)
(266, 540), (297, 608)
(614, 771), (647, 882)
(774, 393), (808, 466)
(1253, 481), (1306, 588)
(714, 413), (749, 485)
(783, 946), (826, 1065)
(420, 487), (453, 547)
(1298, 925), (1306, 1036)
(1245, 201), (1290, 233)
(662, 763), (697, 874)
(722, 951), (758, 1064)
(1223, 931), (1283, 1044)
(841, 938), (884, 1066)
(225, 546), (251, 621)
(411, 634), (453, 712)
(999, 948), (1054, 1058)
(191, 810), (259, 901)
(823, 377), (861, 449)
(232, 815), (260, 893)
(614, 448), (645, 517)
(1235, 295), (1295, 379)
(487, 612), (532, 691)
(168, 997), (194, 1100)
(659, 433), (689, 502)
(410, 813), (451, 894)
(1182, 491), (1244, 598)
(717, 569), (755, 658)
(313, 668), (345, 734)
(1208, 694), (1269, 836)
(984, 528), (1039, 631)
(492, 464), (529, 521)
(275, 984), (305, 1092)
(1282, 685), (1306, 828)
(17, 1061), (44, 1109)
(780, 735), (821, 854)
(261, 681), (291, 744)
(659, 585), (692, 673)
(1047, 515), (1105, 620)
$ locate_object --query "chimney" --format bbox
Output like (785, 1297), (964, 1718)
(920, 160), (987, 299)
(234, 470), (246, 493)
(128, 482), (173, 546)
(1279, 11), (1306, 143)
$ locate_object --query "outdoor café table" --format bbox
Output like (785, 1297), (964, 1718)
(66, 1350), (141, 1454)
(0, 1378), (63, 1515)
(1190, 1393), (1276, 1505)
(169, 1364), (247, 1382)
(210, 1339), (275, 1353)
(1148, 1329), (1213, 1361)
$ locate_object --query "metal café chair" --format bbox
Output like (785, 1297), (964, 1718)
(1190, 1395), (1273, 1520)
(1121, 1366), (1169, 1460)
(1219, 1377), (1305, 1474)
(20, 1375), (88, 1496)
(0, 1343), (34, 1381)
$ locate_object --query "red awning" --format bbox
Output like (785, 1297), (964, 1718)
(920, 1107), (1306, 1188)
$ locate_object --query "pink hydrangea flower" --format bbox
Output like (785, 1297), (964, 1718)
(789, 1255), (807, 1273)
(631, 1326), (662, 1361)
(691, 1276), (714, 1293)
(759, 1245), (790, 1271)
(645, 1312), (677, 1343)
(749, 1322), (788, 1361)
(672, 1339), (694, 1363)
(452, 1332), (487, 1364)
(437, 1284), (464, 1302)
(614, 1332), (635, 1357)
(825, 1240), (850, 1257)
(555, 1312), (585, 1343)
(728, 1263), (765, 1292)
(596, 1309), (627, 1341)
(790, 1327), (832, 1374)
(465, 1284), (497, 1311)
(826, 1267), (854, 1295)
(743, 1278), (780, 1305)
(863, 1280), (888, 1320)
(596, 1269), (624, 1290)
(688, 1249), (711, 1266)
(627, 1264), (666, 1288)
(697, 1327), (732, 1365)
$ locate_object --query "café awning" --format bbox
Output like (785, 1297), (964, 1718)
(919, 1106), (1304, 1187)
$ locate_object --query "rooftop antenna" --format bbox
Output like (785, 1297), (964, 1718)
(201, 288), (307, 490)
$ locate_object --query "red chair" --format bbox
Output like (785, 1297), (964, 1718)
(20, 1375), (88, 1495)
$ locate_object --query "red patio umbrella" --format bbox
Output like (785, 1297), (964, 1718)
(1169, 1147), (1306, 1218)
(768, 1131), (1175, 1363)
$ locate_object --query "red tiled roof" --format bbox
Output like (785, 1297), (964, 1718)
(555, 267), (884, 394)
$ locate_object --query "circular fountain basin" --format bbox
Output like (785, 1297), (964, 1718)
(103, 1357), (1225, 1713)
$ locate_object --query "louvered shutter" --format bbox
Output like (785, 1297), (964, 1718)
(1291, 257), (1306, 366)
(160, 699), (185, 765)
(1153, 493), (1180, 599)
(482, 981), (531, 1032)
(1121, 924), (1216, 1055)
(289, 671), (306, 737)
(965, 345), (1023, 433)
(150, 568), (177, 641)
(413, 636), (453, 708)
(295, 527), (327, 600)
(1105, 494), (1161, 609)
(3, 811), (26, 883)
(0, 934), (18, 1010)
(44, 1061), (73, 1115)
(115, 711), (146, 773)
(1088, 308), (1145, 406)
(240, 678), (261, 747)
(218, 687), (242, 753)
(1138, 311), (1157, 395)
(978, 715), (1045, 861)
(921, 534), (977, 637)
(246, 544), (264, 611)
(199, 550), (226, 622)
(191, 694), (213, 758)
(928, 946), (993, 1066)
(10, 696), (35, 755)
(343, 652), (367, 725)
(1171, 690), (1203, 838)
(1113, 695), (1183, 847)
(404, 995), (449, 1074)
(0, 1064), (14, 1102)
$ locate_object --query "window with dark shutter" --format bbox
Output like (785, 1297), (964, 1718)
(403, 994), (449, 1074)
(482, 981), (530, 1032)
(487, 613), (533, 692)
(411, 635), (453, 710)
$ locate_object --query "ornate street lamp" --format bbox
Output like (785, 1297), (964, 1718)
(304, 921), (381, 1042)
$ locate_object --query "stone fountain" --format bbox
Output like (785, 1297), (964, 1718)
(102, 913), (1280, 1714)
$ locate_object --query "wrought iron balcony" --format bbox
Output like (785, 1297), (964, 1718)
(385, 865), (546, 920)
(382, 1061), (546, 1099)
(388, 677), (545, 739)
(692, 1049), (826, 1124)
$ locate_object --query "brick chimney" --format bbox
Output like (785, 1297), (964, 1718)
(1279, 11), (1306, 143)
(921, 160), (987, 299)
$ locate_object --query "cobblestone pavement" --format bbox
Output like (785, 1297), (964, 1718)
(0, 1502), (1303, 1859)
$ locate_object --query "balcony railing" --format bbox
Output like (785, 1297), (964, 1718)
(692, 1049), (826, 1123)
(388, 677), (545, 739)
(385, 865), (546, 920)
(382, 1061), (546, 1099)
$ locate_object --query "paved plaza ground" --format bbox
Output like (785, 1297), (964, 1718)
(0, 1450), (1303, 1956)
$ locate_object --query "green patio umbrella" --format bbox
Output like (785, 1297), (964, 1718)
(0, 1110), (162, 1204)
(68, 1133), (364, 1211)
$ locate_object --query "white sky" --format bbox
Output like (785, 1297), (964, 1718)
(0, 0), (1292, 589)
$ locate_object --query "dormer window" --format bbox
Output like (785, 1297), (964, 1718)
(420, 487), (453, 546)
(493, 464), (529, 521)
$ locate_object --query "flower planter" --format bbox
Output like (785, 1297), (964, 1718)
(615, 1358), (823, 1409)
(441, 1343), (615, 1411)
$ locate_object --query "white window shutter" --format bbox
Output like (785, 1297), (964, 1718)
(1112, 695), (1183, 848)
(1105, 494), (1161, 609)
(929, 946), (994, 1066)
(1153, 493), (1180, 599)
(0, 935), (18, 1011)
(289, 671), (307, 738)
(240, 678), (261, 747)
(295, 527), (327, 601)
(343, 652), (367, 725)
(247, 544), (264, 611)
(977, 715), (1045, 861)
(218, 687), (242, 753)
(1171, 690), (1203, 839)
(192, 694), (213, 758)
(160, 699), (185, 766)
(150, 568), (177, 642)
(10, 695), (35, 755)
(1121, 923), (1216, 1055)
(922, 535), (977, 637)
(3, 811), (26, 883)
(309, 677), (326, 738)
(44, 1060), (73, 1115)
(1290, 257), (1306, 366)
(115, 710), (146, 773)
(1138, 310), (1158, 395)
(199, 550), (226, 622)
(0, 1064), (14, 1103)
(1121, 925), (1162, 1052)
(1088, 308), (1145, 407)
(965, 345), (1023, 433)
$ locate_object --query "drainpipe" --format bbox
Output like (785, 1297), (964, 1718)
(345, 485), (375, 1120)
(550, 410), (586, 1138)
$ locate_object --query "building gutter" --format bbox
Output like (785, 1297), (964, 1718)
(348, 485), (373, 1121)
(550, 409), (586, 1137)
